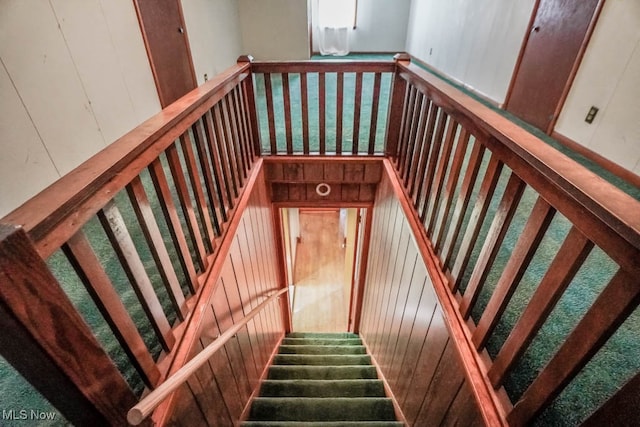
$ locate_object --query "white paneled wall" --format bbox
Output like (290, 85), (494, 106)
(181, 0), (243, 85)
(0, 0), (160, 217)
(555, 0), (640, 174)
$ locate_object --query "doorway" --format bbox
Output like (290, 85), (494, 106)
(280, 208), (365, 333)
(505, 0), (603, 133)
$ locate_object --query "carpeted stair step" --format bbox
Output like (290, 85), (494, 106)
(248, 397), (397, 422)
(267, 365), (379, 380)
(278, 345), (367, 355)
(259, 379), (386, 397)
(242, 422), (405, 427)
(273, 354), (371, 365)
(286, 332), (360, 339)
(281, 337), (363, 346)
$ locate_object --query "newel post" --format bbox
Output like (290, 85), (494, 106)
(385, 53), (411, 158)
(0, 224), (138, 426)
(238, 55), (262, 158)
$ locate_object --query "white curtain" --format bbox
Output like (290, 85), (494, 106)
(317, 0), (356, 56)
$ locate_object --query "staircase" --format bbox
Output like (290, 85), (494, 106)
(243, 332), (403, 426)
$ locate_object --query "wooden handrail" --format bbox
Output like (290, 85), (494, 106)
(127, 286), (290, 425)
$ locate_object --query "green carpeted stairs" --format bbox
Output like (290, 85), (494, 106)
(243, 332), (403, 426)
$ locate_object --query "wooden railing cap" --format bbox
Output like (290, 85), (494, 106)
(237, 55), (254, 63)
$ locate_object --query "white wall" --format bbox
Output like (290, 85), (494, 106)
(181, 0), (244, 85)
(554, 0), (640, 175)
(405, 0), (535, 104)
(0, 0), (160, 218)
(310, 0), (411, 54)
(238, 0), (310, 60)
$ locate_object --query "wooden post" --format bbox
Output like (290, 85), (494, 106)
(384, 53), (411, 158)
(237, 55), (262, 157)
(0, 224), (138, 426)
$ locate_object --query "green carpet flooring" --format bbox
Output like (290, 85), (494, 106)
(244, 333), (402, 426)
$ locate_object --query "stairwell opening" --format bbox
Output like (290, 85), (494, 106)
(278, 207), (368, 333)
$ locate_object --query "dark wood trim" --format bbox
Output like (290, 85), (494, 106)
(551, 130), (640, 189)
(271, 206), (293, 334)
(250, 60), (396, 74)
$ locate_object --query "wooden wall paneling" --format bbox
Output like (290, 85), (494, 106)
(402, 311), (449, 424)
(414, 338), (466, 426)
(439, 141), (485, 267)
(489, 225), (593, 388)
(266, 163), (284, 181)
(165, 143), (208, 272)
(97, 201), (175, 352)
(508, 269), (639, 425)
(179, 132), (216, 246)
(424, 117), (459, 234)
(416, 108), (448, 222)
(364, 162), (383, 182)
(341, 184), (359, 202)
(191, 118), (224, 232)
(352, 72), (364, 154)
(358, 184), (376, 202)
(167, 381), (208, 427)
(449, 155), (503, 292)
(284, 163), (304, 181)
(432, 128), (470, 252)
(303, 163), (324, 181)
(441, 379), (485, 427)
(149, 158), (198, 293)
(458, 173), (526, 319)
(127, 176), (187, 320)
(0, 225), (137, 425)
(324, 162), (344, 181)
(319, 72), (326, 155)
(343, 163), (365, 183)
(63, 231), (161, 388)
(471, 196), (556, 350)
(368, 72), (383, 154)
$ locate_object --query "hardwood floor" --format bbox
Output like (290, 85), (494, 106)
(291, 210), (350, 332)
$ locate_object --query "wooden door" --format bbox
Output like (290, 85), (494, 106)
(134, 0), (197, 107)
(505, 0), (603, 133)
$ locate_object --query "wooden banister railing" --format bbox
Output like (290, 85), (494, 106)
(127, 286), (289, 425)
(387, 56), (640, 425)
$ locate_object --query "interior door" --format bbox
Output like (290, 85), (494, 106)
(505, 0), (603, 133)
(134, 0), (197, 107)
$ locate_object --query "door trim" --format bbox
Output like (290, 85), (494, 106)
(504, 0), (606, 134)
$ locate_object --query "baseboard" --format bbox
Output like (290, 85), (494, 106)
(551, 131), (640, 189)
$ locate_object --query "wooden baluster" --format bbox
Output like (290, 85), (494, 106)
(213, 105), (239, 200)
(402, 91), (425, 187)
(263, 73), (277, 154)
(471, 197), (556, 349)
(224, 93), (247, 188)
(449, 154), (503, 288)
(336, 72), (344, 155)
(203, 109), (234, 217)
(352, 72), (363, 154)
(127, 177), (188, 320)
(432, 128), (470, 252)
(0, 224), (137, 425)
(319, 72), (326, 155)
(300, 73), (310, 155)
(424, 118), (459, 234)
(220, 98), (243, 195)
(63, 230), (161, 387)
(406, 96), (430, 198)
(488, 225), (592, 387)
(396, 86), (417, 174)
(507, 269), (639, 425)
(165, 144), (208, 272)
(179, 133), (216, 246)
(191, 119), (225, 231)
(237, 55), (260, 158)
(97, 201), (176, 352)
(282, 73), (293, 154)
(385, 54), (410, 158)
(440, 140), (485, 265)
(368, 72), (383, 154)
(417, 109), (448, 223)
(411, 101), (438, 208)
(234, 85), (253, 172)
(148, 158), (198, 293)
(459, 173), (527, 318)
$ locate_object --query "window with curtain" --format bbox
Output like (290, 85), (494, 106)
(317, 0), (357, 56)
